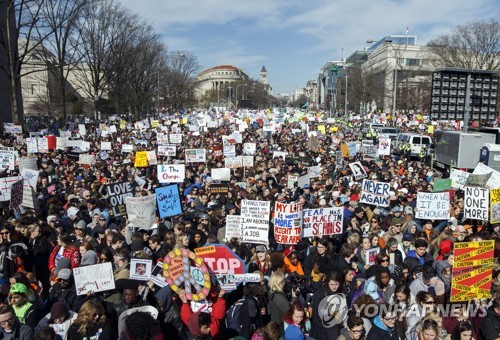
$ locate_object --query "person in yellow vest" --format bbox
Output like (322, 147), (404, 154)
(419, 146), (427, 163)
(9, 283), (38, 329)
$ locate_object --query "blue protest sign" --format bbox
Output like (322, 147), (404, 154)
(155, 185), (183, 218)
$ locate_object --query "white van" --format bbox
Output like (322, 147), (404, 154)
(361, 122), (385, 135)
(394, 133), (432, 157)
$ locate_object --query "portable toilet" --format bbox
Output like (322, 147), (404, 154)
(480, 143), (500, 172)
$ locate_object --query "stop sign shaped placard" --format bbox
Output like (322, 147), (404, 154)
(195, 244), (245, 291)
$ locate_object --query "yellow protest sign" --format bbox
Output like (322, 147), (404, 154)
(427, 125), (434, 134)
(151, 120), (159, 128)
(180, 118), (188, 125)
(318, 125), (326, 135)
(341, 143), (350, 157)
(120, 120), (126, 129)
(134, 151), (149, 167)
(491, 188), (500, 224)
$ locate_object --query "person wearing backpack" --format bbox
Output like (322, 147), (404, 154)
(267, 272), (291, 333)
(237, 283), (269, 339)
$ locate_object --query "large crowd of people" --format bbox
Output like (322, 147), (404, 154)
(0, 110), (498, 340)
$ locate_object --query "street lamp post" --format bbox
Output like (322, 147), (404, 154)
(235, 84), (246, 107)
(345, 74), (348, 115)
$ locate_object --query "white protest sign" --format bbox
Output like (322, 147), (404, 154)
(225, 157), (243, 169)
(56, 137), (66, 150)
(302, 207), (344, 237)
(146, 151), (158, 165)
(0, 151), (15, 171)
(242, 156), (254, 167)
(121, 144), (133, 153)
(288, 175), (298, 189)
(298, 174), (310, 188)
(73, 262), (115, 296)
(223, 144), (236, 158)
(378, 137), (391, 156)
(37, 138), (49, 153)
(21, 169), (39, 188)
(100, 142), (112, 151)
(185, 149), (206, 163)
(359, 179), (390, 207)
(157, 133), (169, 144)
(129, 259), (153, 281)
(240, 200), (270, 244)
(18, 158), (37, 173)
(109, 125), (117, 133)
(464, 187), (489, 220)
(26, 138), (38, 153)
(474, 162), (500, 189)
(225, 215), (241, 241)
(157, 164), (185, 183)
(309, 166), (321, 179)
(349, 161), (367, 181)
(78, 124), (86, 136)
(0, 176), (23, 201)
(22, 185), (38, 209)
(243, 143), (256, 155)
(78, 154), (95, 165)
(274, 202), (303, 244)
(126, 194), (157, 229)
(450, 169), (470, 190)
(158, 144), (176, 157)
(416, 192), (450, 220)
(169, 134), (182, 144)
(211, 168), (231, 181)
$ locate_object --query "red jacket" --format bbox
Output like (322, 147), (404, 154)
(180, 297), (226, 338)
(48, 245), (81, 272)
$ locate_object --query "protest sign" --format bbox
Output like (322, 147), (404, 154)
(22, 185), (38, 210)
(134, 151), (148, 167)
(209, 183), (229, 195)
(26, 138), (38, 153)
(150, 262), (167, 287)
(109, 125), (117, 133)
(274, 202), (303, 244)
(126, 194), (156, 229)
(450, 169), (470, 190)
(211, 168), (230, 181)
(242, 156), (254, 167)
(78, 124), (86, 136)
(106, 182), (133, 216)
(464, 187), (489, 221)
(100, 142), (112, 151)
(302, 207), (343, 237)
(155, 185), (183, 218)
(359, 179), (390, 207)
(433, 178), (452, 192)
(0, 151), (15, 171)
(9, 180), (24, 210)
(185, 149), (206, 163)
(309, 166), (321, 179)
(157, 133), (169, 144)
(288, 175), (298, 189)
(225, 215), (241, 241)
(37, 137), (49, 153)
(0, 176), (23, 201)
(243, 143), (256, 155)
(121, 144), (133, 153)
(223, 144), (236, 158)
(474, 162), (500, 189)
(366, 248), (380, 266)
(378, 137), (391, 156)
(169, 134), (182, 144)
(225, 157), (242, 169)
(465, 172), (491, 188)
(158, 144), (176, 157)
(349, 161), (367, 180)
(18, 158), (37, 173)
(78, 154), (95, 165)
(21, 169), (39, 188)
(298, 174), (310, 188)
(56, 137), (66, 150)
(451, 240), (494, 302)
(157, 164), (185, 183)
(491, 189), (500, 224)
(416, 192), (450, 220)
(73, 262), (115, 296)
(195, 245), (245, 291)
(129, 259), (153, 281)
(146, 151), (157, 165)
(240, 200), (270, 244)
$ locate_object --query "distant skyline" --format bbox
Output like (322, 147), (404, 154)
(121, 0), (499, 94)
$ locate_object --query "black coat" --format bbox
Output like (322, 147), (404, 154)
(478, 306), (500, 340)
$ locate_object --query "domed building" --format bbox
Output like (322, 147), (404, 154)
(195, 65), (250, 102)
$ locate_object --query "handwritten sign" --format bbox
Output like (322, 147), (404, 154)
(302, 207), (343, 237)
(242, 156), (254, 167)
(211, 168), (230, 181)
(21, 169), (39, 188)
(185, 149), (206, 163)
(134, 151), (149, 167)
(155, 185), (183, 218)
(37, 137), (49, 153)
(73, 262), (115, 296)
(274, 202), (303, 244)
(0, 176), (23, 201)
(464, 187), (489, 221)
(126, 194), (156, 229)
(359, 179), (390, 207)
(9, 179), (24, 210)
(0, 151), (15, 171)
(121, 144), (133, 153)
(225, 157), (243, 169)
(106, 182), (133, 217)
(240, 200), (270, 244)
(26, 138), (38, 153)
(146, 151), (158, 165)
(416, 192), (450, 220)
(491, 189), (500, 224)
(225, 215), (241, 241)
(78, 154), (95, 165)
(169, 134), (182, 144)
(157, 164), (185, 183)
(158, 144), (176, 157)
(243, 143), (256, 155)
(450, 169), (470, 190)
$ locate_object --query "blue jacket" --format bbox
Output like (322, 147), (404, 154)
(366, 315), (399, 340)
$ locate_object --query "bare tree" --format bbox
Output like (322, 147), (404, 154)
(428, 19), (500, 70)
(163, 51), (200, 111)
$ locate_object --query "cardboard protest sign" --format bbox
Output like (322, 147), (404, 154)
(78, 154), (95, 165)
(163, 248), (211, 301)
(129, 259), (153, 281)
(243, 143), (256, 155)
(185, 149), (206, 163)
(18, 158), (37, 173)
(491, 189), (500, 224)
(169, 134), (182, 144)
(195, 244), (245, 292)
(157, 164), (185, 183)
(416, 192), (450, 220)
(274, 202), (303, 244)
(464, 187), (489, 221)
(450, 169), (470, 190)
(349, 161), (367, 180)
(225, 215), (241, 241)
(106, 182), (133, 216)
(155, 185), (183, 218)
(465, 172), (491, 188)
(0, 176), (23, 201)
(240, 200), (270, 244)
(134, 151), (148, 167)
(211, 168), (230, 181)
(451, 240), (494, 302)
(100, 142), (112, 151)
(0, 151), (15, 171)
(474, 162), (500, 189)
(433, 178), (452, 192)
(26, 138), (38, 153)
(126, 194), (156, 229)
(73, 262), (115, 296)
(378, 137), (391, 156)
(9, 179), (24, 210)
(302, 207), (343, 237)
(21, 169), (39, 188)
(359, 179), (390, 207)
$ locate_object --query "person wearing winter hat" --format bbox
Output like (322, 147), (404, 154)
(35, 301), (78, 339)
(9, 283), (38, 328)
(80, 250), (98, 267)
(48, 268), (84, 312)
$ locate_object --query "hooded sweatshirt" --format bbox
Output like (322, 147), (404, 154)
(432, 260), (452, 291)
(366, 315), (399, 340)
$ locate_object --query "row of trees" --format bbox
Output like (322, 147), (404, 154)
(1, 0), (201, 122)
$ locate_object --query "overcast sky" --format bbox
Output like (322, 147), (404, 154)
(121, 0), (499, 94)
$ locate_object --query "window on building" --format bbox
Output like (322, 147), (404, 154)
(406, 58), (420, 66)
(31, 84), (37, 95)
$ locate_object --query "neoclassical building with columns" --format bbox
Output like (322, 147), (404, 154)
(195, 65), (250, 101)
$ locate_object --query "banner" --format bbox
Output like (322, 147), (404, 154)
(158, 144), (176, 157)
(211, 168), (230, 181)
(451, 241), (494, 302)
(126, 194), (157, 229)
(185, 149), (206, 163)
(9, 180), (24, 210)
(450, 169), (470, 190)
(302, 207), (343, 237)
(0, 176), (23, 201)
(464, 187), (489, 221)
(378, 137), (391, 156)
(240, 200), (270, 244)
(74, 262), (115, 296)
(491, 189), (500, 224)
(134, 151), (149, 167)
(225, 215), (241, 241)
(106, 182), (133, 216)
(274, 202), (303, 244)
(157, 164), (185, 183)
(155, 185), (183, 218)
(416, 192), (450, 220)
(349, 161), (367, 180)
(359, 179), (390, 207)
